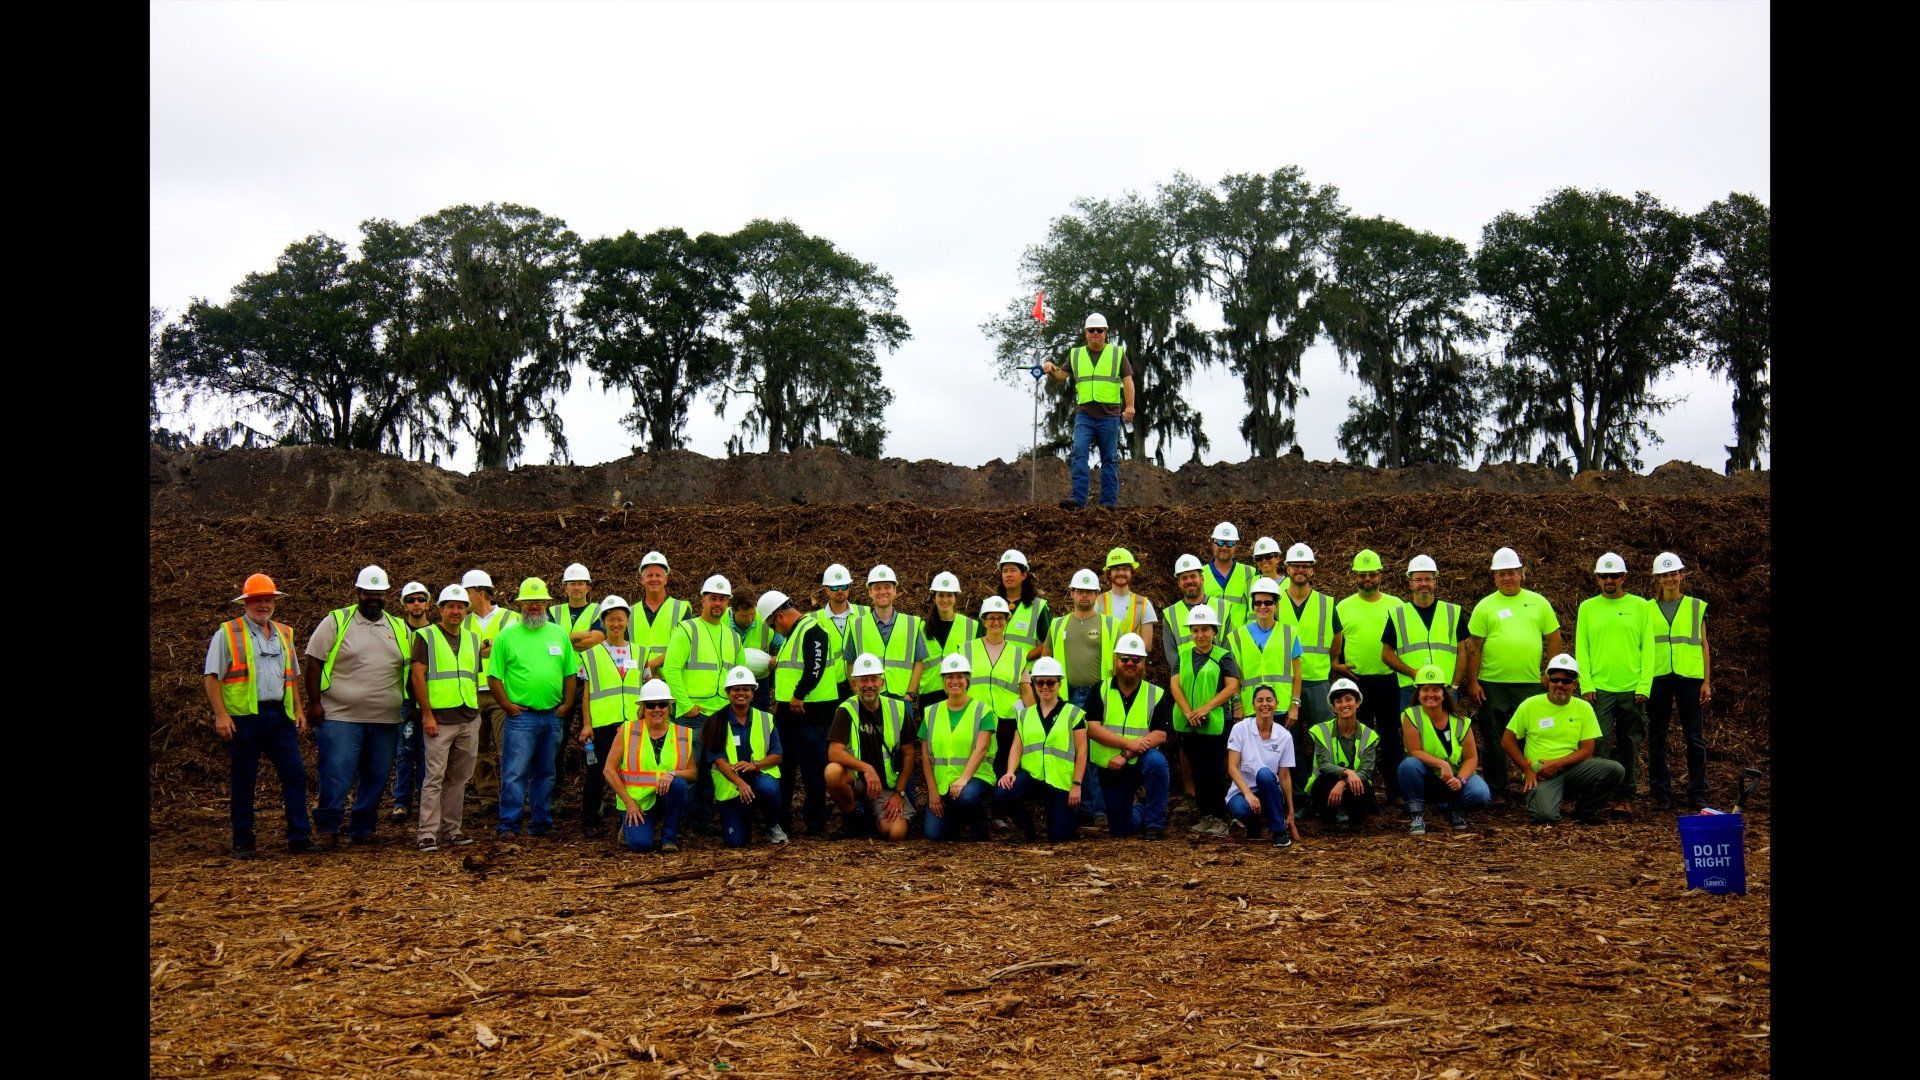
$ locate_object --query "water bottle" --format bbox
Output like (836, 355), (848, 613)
(401, 718), (416, 741)
(583, 735), (599, 766)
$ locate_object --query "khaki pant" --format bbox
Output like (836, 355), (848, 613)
(474, 700), (509, 797)
(420, 718), (479, 842)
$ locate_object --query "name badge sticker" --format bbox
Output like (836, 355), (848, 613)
(1498, 609), (1513, 620)
(548, 644), (564, 656)
(1537, 716), (1555, 729)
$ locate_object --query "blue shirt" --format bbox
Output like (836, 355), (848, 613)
(728, 714), (784, 758)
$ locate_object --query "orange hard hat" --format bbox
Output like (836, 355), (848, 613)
(233, 573), (288, 603)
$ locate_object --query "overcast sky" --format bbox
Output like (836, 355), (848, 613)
(150, 1), (1769, 474)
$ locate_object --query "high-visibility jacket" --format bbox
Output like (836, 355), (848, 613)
(814, 604), (866, 690)
(1405, 707), (1471, 774)
(616, 721), (693, 811)
(774, 618), (839, 704)
(839, 695), (909, 788)
(553, 601), (602, 640)
(664, 616), (742, 715)
(732, 611), (777, 658)
(1201, 562), (1257, 635)
(1017, 702), (1085, 790)
(1335, 593), (1402, 677)
(1389, 601), (1462, 687)
(1100, 591), (1151, 637)
(630, 595), (690, 670)
(1047, 609), (1123, 686)
(1161, 599), (1201, 663)
(925, 699), (997, 789)
(968, 638), (1028, 721)
(1305, 720), (1379, 794)
(846, 609), (924, 698)
(1088, 679), (1164, 768)
(712, 708), (782, 800)
(1174, 643), (1234, 736)
(416, 624), (480, 710)
(216, 617), (298, 717)
(919, 615), (979, 696)
(1227, 622), (1299, 713)
(319, 607), (410, 692)
(465, 606), (521, 680)
(1639, 596), (1707, 695)
(1005, 597), (1050, 652)
(1069, 343), (1126, 407)
(581, 642), (645, 729)
(1275, 590), (1336, 682)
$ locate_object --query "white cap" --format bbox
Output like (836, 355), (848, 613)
(1547, 653), (1579, 676)
(1084, 312), (1108, 330)
(356, 565), (391, 592)
(599, 594), (631, 616)
(437, 584), (470, 605)
(980, 596), (1011, 617)
(1173, 553), (1204, 575)
(930, 572), (960, 594)
(1653, 552), (1685, 575)
(701, 574), (732, 596)
(1252, 536), (1282, 558)
(1328, 677), (1363, 705)
(1187, 604), (1220, 628)
(822, 563), (853, 587)
(640, 680), (674, 704)
(743, 648), (772, 678)
(1594, 552), (1627, 575)
(1286, 543), (1315, 564)
(461, 569), (493, 590)
(1211, 521), (1240, 544)
(1250, 577), (1282, 598)
(1407, 554), (1438, 575)
(940, 652), (972, 676)
(755, 590), (790, 624)
(725, 665), (759, 689)
(1030, 656), (1065, 679)
(866, 564), (897, 586)
(850, 653), (886, 678)
(400, 581), (430, 599)
(1113, 632), (1148, 658)
(1070, 568), (1101, 591)
(562, 562), (591, 583)
(999, 549), (1029, 569)
(1490, 547), (1523, 571)
(639, 551), (671, 573)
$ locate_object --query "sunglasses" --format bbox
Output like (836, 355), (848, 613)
(1252, 598), (1276, 607)
(1597, 573), (1624, 580)
(1086, 328), (1106, 334)
(1547, 676), (1575, 685)
(643, 702), (672, 710)
(1031, 679), (1061, 687)
(404, 597), (430, 603)
(1117, 655), (1144, 663)
(1213, 540), (1235, 548)
(826, 584), (849, 591)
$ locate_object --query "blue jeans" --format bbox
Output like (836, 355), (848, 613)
(1396, 757), (1492, 815)
(1067, 685), (1105, 817)
(925, 777), (994, 841)
(390, 704), (424, 810)
(229, 703), (310, 849)
(623, 777), (691, 851)
(1226, 767), (1291, 838)
(717, 773), (782, 847)
(314, 718), (400, 839)
(1099, 748), (1170, 835)
(776, 713), (832, 834)
(994, 773), (1077, 842)
(1069, 411), (1121, 507)
(498, 708), (562, 835)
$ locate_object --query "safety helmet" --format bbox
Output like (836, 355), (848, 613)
(929, 572), (960, 593)
(1104, 547), (1138, 570)
(999, 549), (1029, 570)
(234, 573), (287, 602)
(1187, 604), (1220, 628)
(1173, 553), (1204, 576)
(980, 596), (1011, 617)
(1412, 664), (1448, 687)
(1594, 552), (1627, 575)
(701, 575), (732, 597)
(563, 562), (591, 583)
(639, 551), (671, 573)
(866, 564), (897, 586)
(1327, 677), (1363, 705)
(1070, 568), (1101, 591)
(755, 590), (791, 624)
(1653, 552), (1685, 575)
(1407, 555), (1438, 575)
(401, 581), (430, 600)
(1250, 577), (1282, 598)
(515, 577), (553, 602)
(1030, 656), (1065, 679)
(599, 594), (631, 616)
(849, 653), (886, 678)
(437, 584), (469, 606)
(1113, 632), (1148, 658)
(940, 652), (972, 676)
(356, 565), (391, 592)
(1547, 653), (1579, 676)
(1351, 549), (1383, 573)
(1252, 536), (1282, 558)
(1490, 547), (1524, 571)
(461, 569), (494, 591)
(743, 649), (772, 678)
(1285, 543), (1316, 564)
(640, 680), (674, 704)
(1211, 521), (1240, 544)
(1084, 312), (1108, 330)
(725, 665), (759, 690)
(822, 563), (853, 587)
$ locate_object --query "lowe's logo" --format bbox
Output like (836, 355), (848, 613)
(1704, 876), (1728, 889)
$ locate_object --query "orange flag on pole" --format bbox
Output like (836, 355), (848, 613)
(1031, 290), (1046, 323)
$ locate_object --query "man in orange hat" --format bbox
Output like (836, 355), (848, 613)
(202, 574), (314, 860)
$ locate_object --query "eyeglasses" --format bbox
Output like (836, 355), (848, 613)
(1252, 598), (1276, 607)
(1547, 676), (1575, 685)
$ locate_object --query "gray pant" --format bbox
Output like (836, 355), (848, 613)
(1524, 757), (1626, 823)
(419, 718), (479, 842)
(1474, 682), (1537, 795)
(1590, 691), (1645, 802)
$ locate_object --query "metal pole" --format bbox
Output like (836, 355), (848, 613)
(1030, 369), (1039, 503)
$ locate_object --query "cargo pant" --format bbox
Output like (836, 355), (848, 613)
(1590, 690), (1645, 803)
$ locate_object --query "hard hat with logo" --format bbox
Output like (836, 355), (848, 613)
(401, 581), (430, 600)
(930, 572), (960, 593)
(1407, 554), (1438, 575)
(755, 590), (791, 624)
(461, 569), (494, 591)
(940, 652), (972, 676)
(1113, 632), (1148, 658)
(1030, 656), (1065, 679)
(563, 562), (592, 583)
(743, 648), (773, 678)
(1105, 547), (1138, 570)
(1070, 568), (1101, 591)
(1594, 552), (1627, 575)
(1187, 604), (1220, 628)
(356, 565), (391, 592)
(516, 577), (553, 602)
(1211, 521), (1240, 544)
(1250, 577), (1282, 598)
(850, 653), (886, 679)
(980, 596), (1011, 617)
(866, 564), (897, 586)
(1084, 312), (1108, 330)
(639, 551), (671, 573)
(1547, 653), (1579, 676)
(233, 573), (287, 603)
(599, 594), (631, 616)
(725, 665), (759, 689)
(640, 680), (675, 704)
(1173, 553), (1204, 575)
(822, 563), (853, 587)
(1285, 543), (1316, 564)
(1351, 549), (1383, 573)
(437, 583), (469, 606)
(1653, 552), (1685, 575)
(1490, 547), (1524, 571)
(1413, 664), (1449, 687)
(701, 574), (732, 597)
(999, 549), (1029, 570)
(1252, 536), (1282, 558)
(1327, 677), (1364, 704)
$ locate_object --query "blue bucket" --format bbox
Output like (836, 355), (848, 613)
(1677, 813), (1746, 895)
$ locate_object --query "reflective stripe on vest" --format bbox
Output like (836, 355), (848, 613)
(1069, 343), (1126, 406)
(1202, 563), (1256, 628)
(1005, 598), (1048, 650)
(554, 601), (601, 639)
(1100, 591), (1144, 634)
(1018, 702), (1084, 789)
(1048, 609), (1123, 685)
(712, 709), (783, 800)
(1163, 601), (1197, 653)
(1647, 596), (1706, 680)
(1229, 622), (1298, 713)
(219, 618), (297, 717)
(631, 596), (690, 665)
(676, 618), (736, 702)
(1278, 591), (1334, 680)
(464, 606), (521, 678)
(1390, 601), (1461, 686)
(619, 722), (692, 810)
(1305, 720), (1378, 793)
(842, 695), (909, 787)
(583, 643), (645, 728)
(418, 624), (480, 710)
(920, 615), (978, 695)
(1407, 707), (1469, 771)
(320, 607), (410, 692)
(1089, 680), (1163, 768)
(774, 619), (840, 704)
(1175, 644), (1232, 735)
(849, 611), (923, 697)
(968, 638), (1028, 719)
(927, 699), (997, 789)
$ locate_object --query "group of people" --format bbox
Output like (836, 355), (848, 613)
(202, 529), (1711, 859)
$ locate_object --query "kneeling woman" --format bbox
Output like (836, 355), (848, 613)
(1225, 684), (1301, 847)
(1396, 664), (1491, 834)
(1304, 679), (1379, 830)
(994, 657), (1089, 842)
(706, 665), (787, 847)
(919, 653), (998, 842)
(603, 680), (699, 852)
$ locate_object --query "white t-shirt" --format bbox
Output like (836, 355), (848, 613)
(1226, 718), (1295, 804)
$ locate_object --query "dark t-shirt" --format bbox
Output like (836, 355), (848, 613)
(1081, 683), (1176, 735)
(829, 700), (908, 776)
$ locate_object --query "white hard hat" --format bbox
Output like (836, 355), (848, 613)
(755, 590), (791, 624)
(1173, 553), (1204, 575)
(1187, 604), (1220, 628)
(599, 594), (631, 616)
(356, 565), (391, 592)
(980, 596), (1011, 617)
(725, 665), (759, 689)
(1594, 552), (1627, 575)
(930, 572), (960, 594)
(1113, 632), (1148, 658)
(1250, 577), (1282, 598)
(639, 551), (671, 573)
(999, 549), (1029, 570)
(1211, 521), (1240, 544)
(563, 562), (592, 583)
(1490, 547), (1524, 571)
(866, 564), (897, 586)
(743, 648), (772, 678)
(437, 584), (470, 605)
(1407, 555), (1438, 575)
(940, 652), (972, 676)
(1653, 552), (1685, 575)
(400, 581), (430, 599)
(461, 569), (494, 590)
(1328, 678), (1363, 705)
(1070, 568), (1101, 591)
(1084, 312), (1108, 330)
(822, 563), (853, 587)
(1030, 656), (1065, 679)
(1547, 653), (1579, 676)
(1285, 543), (1316, 564)
(701, 574), (732, 596)
(850, 653), (886, 678)
(640, 680), (674, 704)
(1252, 536), (1282, 558)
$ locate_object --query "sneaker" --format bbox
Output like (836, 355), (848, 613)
(1409, 815), (1427, 836)
(314, 833), (339, 852)
(768, 825), (790, 845)
(1335, 810), (1350, 825)
(287, 838), (319, 855)
(1271, 833), (1293, 849)
(660, 840), (681, 853)
(230, 846), (257, 861)
(1142, 827), (1166, 842)
(417, 837), (440, 852)
(1204, 817), (1231, 838)
(445, 833), (476, 847)
(1449, 811), (1468, 831)
(1189, 817), (1211, 835)
(389, 805), (411, 822)
(1173, 795), (1198, 815)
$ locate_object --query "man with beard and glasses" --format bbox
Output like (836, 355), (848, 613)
(487, 578), (579, 838)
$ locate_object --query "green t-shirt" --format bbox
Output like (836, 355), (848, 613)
(1505, 694), (1600, 770)
(1335, 592), (1402, 676)
(1574, 593), (1647, 693)
(1468, 588), (1560, 683)
(489, 619), (579, 710)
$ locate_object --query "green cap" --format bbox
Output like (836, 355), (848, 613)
(1105, 546), (1138, 570)
(1413, 664), (1449, 687)
(1351, 549), (1383, 573)
(515, 576), (554, 602)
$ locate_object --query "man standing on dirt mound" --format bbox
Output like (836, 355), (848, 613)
(305, 565), (411, 849)
(487, 578), (578, 838)
(1040, 312), (1136, 509)
(203, 573), (313, 859)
